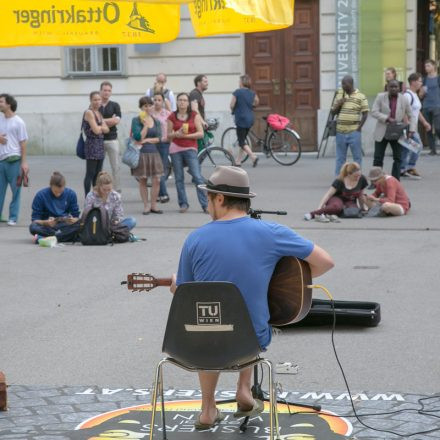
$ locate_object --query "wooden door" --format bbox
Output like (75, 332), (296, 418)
(245, 0), (320, 150)
(416, 0), (430, 74)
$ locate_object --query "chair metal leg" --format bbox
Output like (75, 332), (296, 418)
(159, 366), (167, 440)
(261, 359), (280, 440)
(150, 359), (167, 440)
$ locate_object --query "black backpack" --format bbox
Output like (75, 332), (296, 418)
(78, 206), (111, 245)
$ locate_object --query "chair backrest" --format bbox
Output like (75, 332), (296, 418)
(162, 282), (262, 369)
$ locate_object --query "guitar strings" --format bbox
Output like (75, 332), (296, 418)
(270, 284), (440, 439)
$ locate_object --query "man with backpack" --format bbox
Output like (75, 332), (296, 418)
(145, 73), (176, 111)
(400, 73), (431, 179)
(29, 171), (80, 243)
(422, 59), (440, 155)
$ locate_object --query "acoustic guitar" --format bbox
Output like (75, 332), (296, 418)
(121, 257), (312, 327)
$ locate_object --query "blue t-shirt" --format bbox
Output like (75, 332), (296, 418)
(176, 217), (314, 348)
(423, 76), (440, 109)
(233, 88), (256, 128)
(31, 187), (80, 221)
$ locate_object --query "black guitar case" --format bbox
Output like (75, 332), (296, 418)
(285, 299), (381, 327)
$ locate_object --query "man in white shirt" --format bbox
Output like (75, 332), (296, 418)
(401, 73), (432, 179)
(0, 94), (29, 225)
(145, 73), (176, 111)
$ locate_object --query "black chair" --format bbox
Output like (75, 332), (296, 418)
(149, 281), (280, 440)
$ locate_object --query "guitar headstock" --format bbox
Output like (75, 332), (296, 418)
(122, 273), (158, 292)
(121, 274), (172, 292)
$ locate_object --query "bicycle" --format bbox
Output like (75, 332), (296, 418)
(221, 116), (302, 166)
(197, 118), (235, 180)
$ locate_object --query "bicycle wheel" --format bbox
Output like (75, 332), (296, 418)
(220, 127), (250, 164)
(268, 128), (301, 165)
(199, 147), (236, 180)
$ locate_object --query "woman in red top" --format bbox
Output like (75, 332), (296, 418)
(167, 92), (208, 213)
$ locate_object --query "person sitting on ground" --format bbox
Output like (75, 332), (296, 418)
(304, 162), (368, 222)
(84, 171), (136, 231)
(29, 171), (80, 243)
(170, 166), (334, 429)
(365, 167), (410, 216)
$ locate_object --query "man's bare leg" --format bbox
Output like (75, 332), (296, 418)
(236, 367), (256, 410)
(198, 372), (220, 424)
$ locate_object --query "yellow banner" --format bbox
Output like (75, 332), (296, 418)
(0, 1), (180, 47)
(189, 0), (292, 36)
(225, 0), (294, 25)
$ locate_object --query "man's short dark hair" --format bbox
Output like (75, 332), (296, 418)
(194, 74), (207, 87)
(208, 192), (251, 212)
(425, 59), (437, 66)
(100, 81), (113, 90)
(49, 171), (66, 188)
(0, 94), (17, 112)
(408, 72), (422, 84)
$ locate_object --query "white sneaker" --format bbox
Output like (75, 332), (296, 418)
(314, 214), (330, 223)
(304, 213), (312, 221)
(7, 220), (16, 226)
(327, 214), (341, 223)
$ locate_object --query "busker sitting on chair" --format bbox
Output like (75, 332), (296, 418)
(29, 171), (80, 243)
(365, 167), (410, 216)
(169, 166), (334, 430)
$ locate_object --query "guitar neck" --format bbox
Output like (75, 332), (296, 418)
(154, 278), (172, 287)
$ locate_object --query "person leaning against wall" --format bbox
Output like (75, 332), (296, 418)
(100, 81), (122, 193)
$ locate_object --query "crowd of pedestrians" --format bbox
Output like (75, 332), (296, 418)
(0, 60), (439, 235)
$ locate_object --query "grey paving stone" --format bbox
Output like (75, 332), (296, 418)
(34, 436), (71, 440)
(16, 390), (62, 399)
(47, 395), (97, 405)
(8, 398), (48, 408)
(40, 423), (79, 431)
(72, 402), (119, 412)
(96, 393), (140, 402)
(0, 418), (16, 429)
(58, 412), (102, 423)
(11, 414), (59, 426)
(34, 405), (75, 415)
(33, 436), (71, 440)
(0, 407), (33, 417)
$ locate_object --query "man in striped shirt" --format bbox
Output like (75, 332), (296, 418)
(332, 76), (369, 175)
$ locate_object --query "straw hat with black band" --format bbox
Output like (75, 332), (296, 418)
(198, 166), (256, 198)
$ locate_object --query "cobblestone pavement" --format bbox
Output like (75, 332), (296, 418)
(1, 386), (439, 439)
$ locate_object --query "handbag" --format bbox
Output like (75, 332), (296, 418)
(76, 133), (86, 160)
(76, 112), (86, 160)
(384, 122), (407, 141)
(122, 138), (140, 169)
(341, 206), (363, 218)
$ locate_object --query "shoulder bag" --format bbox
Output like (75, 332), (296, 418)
(76, 113), (86, 160)
(384, 122), (407, 141)
(122, 138), (140, 169)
